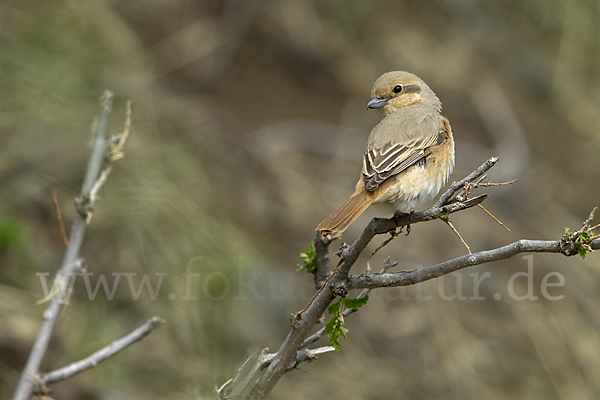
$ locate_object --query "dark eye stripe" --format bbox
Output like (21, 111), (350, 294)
(401, 84), (421, 94)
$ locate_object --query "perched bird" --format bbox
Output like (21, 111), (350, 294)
(316, 71), (455, 233)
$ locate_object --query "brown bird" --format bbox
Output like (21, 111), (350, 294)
(316, 71), (455, 233)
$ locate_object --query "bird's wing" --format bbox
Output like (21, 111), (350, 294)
(362, 114), (441, 191)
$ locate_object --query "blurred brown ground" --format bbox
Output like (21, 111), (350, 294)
(1, 0), (600, 399)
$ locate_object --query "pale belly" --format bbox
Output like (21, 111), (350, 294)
(374, 155), (454, 213)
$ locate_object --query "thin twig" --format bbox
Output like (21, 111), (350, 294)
(589, 234), (600, 242)
(478, 204), (511, 232)
(441, 218), (472, 255)
(370, 229), (401, 258)
(564, 207), (599, 255)
(51, 189), (69, 246)
(434, 157), (498, 207)
(456, 174), (488, 201)
(87, 100), (132, 222)
(40, 317), (164, 386)
(477, 179), (517, 187)
(259, 346), (336, 371)
(582, 207), (598, 230)
(297, 261), (345, 317)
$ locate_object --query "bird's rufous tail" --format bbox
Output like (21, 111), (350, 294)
(316, 186), (374, 233)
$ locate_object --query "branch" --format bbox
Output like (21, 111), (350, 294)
(12, 91), (114, 400)
(312, 231), (339, 291)
(12, 92), (144, 400)
(218, 346), (335, 399)
(245, 158), (498, 399)
(347, 238), (600, 291)
(39, 317), (164, 386)
(240, 157), (599, 399)
(299, 257), (397, 350)
(434, 156), (498, 207)
(333, 193), (488, 280)
(87, 101), (131, 212)
(258, 346), (337, 371)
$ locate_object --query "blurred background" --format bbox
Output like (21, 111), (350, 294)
(1, 0), (600, 399)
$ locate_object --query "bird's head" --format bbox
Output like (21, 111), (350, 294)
(367, 71), (441, 115)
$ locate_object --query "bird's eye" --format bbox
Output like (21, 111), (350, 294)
(393, 84), (403, 94)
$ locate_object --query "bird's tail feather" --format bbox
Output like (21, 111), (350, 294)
(316, 187), (374, 233)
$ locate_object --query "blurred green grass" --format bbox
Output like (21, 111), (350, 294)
(1, 0), (600, 399)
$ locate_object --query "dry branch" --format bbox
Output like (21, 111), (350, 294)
(12, 93), (160, 400)
(299, 257), (397, 350)
(347, 238), (600, 291)
(238, 156), (599, 399)
(206, 150), (600, 400)
(245, 158), (499, 399)
(39, 317), (164, 386)
(12, 91), (115, 400)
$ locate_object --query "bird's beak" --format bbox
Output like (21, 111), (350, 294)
(367, 96), (389, 110)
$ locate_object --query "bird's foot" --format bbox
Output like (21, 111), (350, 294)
(394, 211), (414, 236)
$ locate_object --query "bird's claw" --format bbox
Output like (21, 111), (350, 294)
(394, 211), (413, 236)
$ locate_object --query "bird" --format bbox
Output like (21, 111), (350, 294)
(316, 71), (455, 233)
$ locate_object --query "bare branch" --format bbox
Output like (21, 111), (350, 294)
(87, 100), (132, 221)
(333, 193), (488, 281)
(12, 91), (115, 400)
(299, 257), (397, 350)
(370, 229), (402, 258)
(477, 179), (517, 187)
(441, 217), (472, 254)
(219, 346), (335, 399)
(12, 92), (143, 400)
(347, 238), (600, 291)
(434, 157), (498, 207)
(225, 348), (268, 399)
(246, 158), (498, 399)
(39, 317), (164, 386)
(477, 203), (511, 232)
(241, 156), (598, 400)
(313, 231), (339, 291)
(259, 346), (336, 371)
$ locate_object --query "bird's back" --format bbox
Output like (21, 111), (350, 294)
(367, 103), (444, 151)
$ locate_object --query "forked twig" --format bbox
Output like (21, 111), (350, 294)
(457, 178), (517, 203)
(39, 317), (164, 386)
(299, 257), (398, 350)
